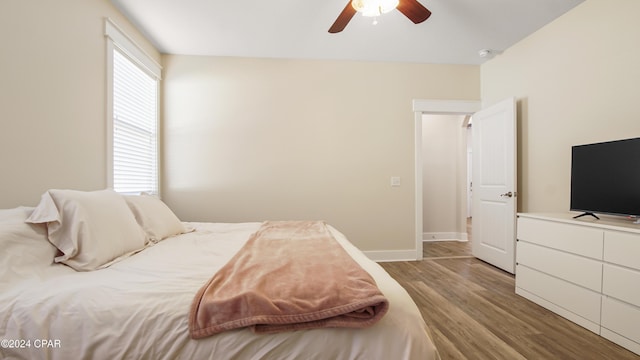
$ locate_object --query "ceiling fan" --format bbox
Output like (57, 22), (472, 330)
(329, 0), (431, 33)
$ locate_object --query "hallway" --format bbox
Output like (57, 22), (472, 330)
(423, 218), (472, 259)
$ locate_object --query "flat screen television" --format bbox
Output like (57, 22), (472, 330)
(570, 137), (640, 219)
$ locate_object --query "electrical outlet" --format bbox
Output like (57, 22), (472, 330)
(391, 177), (401, 187)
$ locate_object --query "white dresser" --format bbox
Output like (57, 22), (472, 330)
(516, 213), (640, 355)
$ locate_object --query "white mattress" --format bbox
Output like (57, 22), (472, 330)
(0, 222), (439, 360)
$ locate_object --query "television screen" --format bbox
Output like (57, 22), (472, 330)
(570, 137), (640, 218)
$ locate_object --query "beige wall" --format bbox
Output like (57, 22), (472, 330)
(481, 0), (640, 213)
(162, 55), (480, 252)
(422, 114), (468, 239)
(0, 0), (160, 208)
(7, 0), (632, 254)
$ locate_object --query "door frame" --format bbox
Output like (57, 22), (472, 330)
(413, 99), (482, 259)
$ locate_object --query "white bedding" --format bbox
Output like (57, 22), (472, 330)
(1, 221), (439, 360)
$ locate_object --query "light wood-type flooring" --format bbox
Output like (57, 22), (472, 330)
(379, 224), (640, 360)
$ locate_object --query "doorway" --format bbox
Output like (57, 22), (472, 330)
(421, 114), (471, 247)
(412, 99), (481, 259)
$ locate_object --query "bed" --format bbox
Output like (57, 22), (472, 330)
(0, 189), (440, 360)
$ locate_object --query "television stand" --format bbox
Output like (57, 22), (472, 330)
(573, 212), (600, 220)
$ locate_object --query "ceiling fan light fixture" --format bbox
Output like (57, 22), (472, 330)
(351, 0), (399, 17)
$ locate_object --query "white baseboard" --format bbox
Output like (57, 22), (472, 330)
(363, 249), (419, 262)
(423, 232), (468, 242)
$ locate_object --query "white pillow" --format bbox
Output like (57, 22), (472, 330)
(124, 194), (188, 242)
(0, 207), (58, 286)
(26, 189), (147, 271)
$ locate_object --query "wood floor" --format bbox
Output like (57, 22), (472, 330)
(380, 239), (640, 360)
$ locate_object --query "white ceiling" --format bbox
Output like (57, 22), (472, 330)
(110, 0), (585, 65)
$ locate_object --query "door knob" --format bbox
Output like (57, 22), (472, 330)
(500, 191), (513, 198)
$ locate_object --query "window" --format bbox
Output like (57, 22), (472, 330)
(112, 49), (158, 194)
(105, 19), (162, 195)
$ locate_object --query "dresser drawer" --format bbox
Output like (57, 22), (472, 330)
(517, 241), (602, 292)
(604, 231), (640, 271)
(516, 265), (601, 324)
(601, 296), (640, 344)
(517, 217), (603, 259)
(602, 264), (640, 306)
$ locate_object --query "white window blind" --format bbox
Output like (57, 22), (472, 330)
(105, 18), (162, 195)
(112, 48), (159, 195)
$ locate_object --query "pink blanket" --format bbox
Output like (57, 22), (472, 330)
(189, 221), (389, 338)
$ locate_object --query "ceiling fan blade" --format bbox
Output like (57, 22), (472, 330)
(329, 1), (357, 33)
(396, 0), (431, 24)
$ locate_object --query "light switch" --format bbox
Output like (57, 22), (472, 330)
(391, 177), (401, 187)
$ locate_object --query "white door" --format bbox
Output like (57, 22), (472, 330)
(471, 97), (517, 273)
